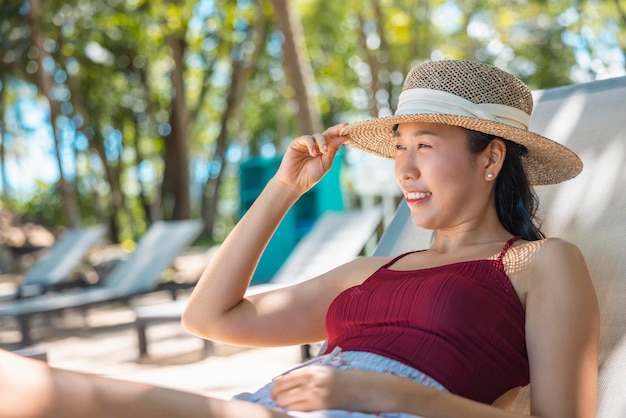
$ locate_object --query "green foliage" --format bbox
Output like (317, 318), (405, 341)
(0, 0), (624, 238)
(1, 181), (65, 229)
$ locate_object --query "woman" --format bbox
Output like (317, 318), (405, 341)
(0, 60), (598, 418)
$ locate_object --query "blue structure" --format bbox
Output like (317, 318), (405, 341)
(239, 152), (344, 283)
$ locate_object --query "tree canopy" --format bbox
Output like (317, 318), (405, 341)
(0, 0), (624, 242)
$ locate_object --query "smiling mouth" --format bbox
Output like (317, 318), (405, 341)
(405, 191), (432, 201)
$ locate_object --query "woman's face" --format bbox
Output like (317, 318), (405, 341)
(393, 122), (491, 231)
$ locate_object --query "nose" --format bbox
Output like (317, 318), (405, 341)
(395, 151), (420, 182)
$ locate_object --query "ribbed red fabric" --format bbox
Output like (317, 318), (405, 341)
(324, 237), (529, 404)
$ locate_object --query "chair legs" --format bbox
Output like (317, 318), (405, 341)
(136, 317), (213, 359)
(137, 320), (149, 358)
(201, 339), (214, 357)
(17, 315), (33, 348)
(300, 344), (312, 361)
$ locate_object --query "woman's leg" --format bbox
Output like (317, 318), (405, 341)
(0, 349), (290, 418)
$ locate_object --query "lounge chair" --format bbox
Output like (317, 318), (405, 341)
(370, 75), (626, 416)
(133, 207), (383, 358)
(0, 225), (107, 301)
(0, 219), (203, 348)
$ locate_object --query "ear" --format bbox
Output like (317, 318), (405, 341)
(482, 139), (506, 182)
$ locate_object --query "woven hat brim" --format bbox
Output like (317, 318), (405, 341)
(342, 114), (582, 186)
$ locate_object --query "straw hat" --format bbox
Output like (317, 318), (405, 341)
(342, 60), (582, 185)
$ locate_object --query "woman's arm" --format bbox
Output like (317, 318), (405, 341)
(182, 123), (352, 346)
(524, 238), (599, 418)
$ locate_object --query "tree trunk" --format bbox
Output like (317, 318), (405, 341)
(28, 0), (80, 227)
(132, 114), (160, 226)
(65, 67), (124, 242)
(162, 33), (191, 220)
(201, 58), (246, 237)
(271, 0), (323, 134)
(357, 12), (380, 117)
(136, 64), (163, 224)
(0, 72), (8, 200)
(370, 0), (395, 112)
(358, 0), (393, 117)
(202, 7), (265, 238)
(409, 0), (433, 64)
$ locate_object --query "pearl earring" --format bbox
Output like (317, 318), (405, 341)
(486, 173), (494, 180)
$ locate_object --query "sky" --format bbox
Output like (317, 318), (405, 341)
(1, 83), (61, 198)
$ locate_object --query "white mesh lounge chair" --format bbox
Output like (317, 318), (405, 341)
(0, 225), (107, 301)
(0, 219), (203, 347)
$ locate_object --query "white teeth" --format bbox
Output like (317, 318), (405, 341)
(406, 192), (431, 200)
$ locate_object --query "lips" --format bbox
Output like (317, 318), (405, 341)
(404, 191), (432, 204)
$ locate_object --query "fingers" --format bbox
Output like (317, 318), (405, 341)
(301, 122), (349, 157)
(270, 375), (304, 410)
(322, 122), (349, 139)
(310, 132), (328, 156)
(270, 366), (336, 411)
(270, 371), (305, 399)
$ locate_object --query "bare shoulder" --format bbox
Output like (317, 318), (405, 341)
(528, 237), (589, 283)
(506, 237), (584, 273)
(504, 237), (594, 309)
(278, 255), (395, 309)
(351, 255), (396, 270)
(322, 255), (395, 289)
(509, 236), (582, 261)
(524, 236), (598, 342)
(533, 236), (585, 259)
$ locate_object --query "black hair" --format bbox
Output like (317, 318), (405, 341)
(465, 129), (545, 241)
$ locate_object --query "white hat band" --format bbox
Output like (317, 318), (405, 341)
(396, 88), (530, 130)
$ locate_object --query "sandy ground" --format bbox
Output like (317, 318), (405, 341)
(0, 282), (306, 401)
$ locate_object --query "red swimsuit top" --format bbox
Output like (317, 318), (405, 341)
(324, 237), (529, 404)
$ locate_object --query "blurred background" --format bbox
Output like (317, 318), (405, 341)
(0, 0), (624, 273)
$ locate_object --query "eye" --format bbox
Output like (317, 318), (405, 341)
(395, 143), (406, 151)
(417, 143), (431, 149)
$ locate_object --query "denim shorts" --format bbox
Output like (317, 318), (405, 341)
(233, 347), (449, 418)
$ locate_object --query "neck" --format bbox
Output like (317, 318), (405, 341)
(428, 205), (512, 254)
(429, 228), (513, 254)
